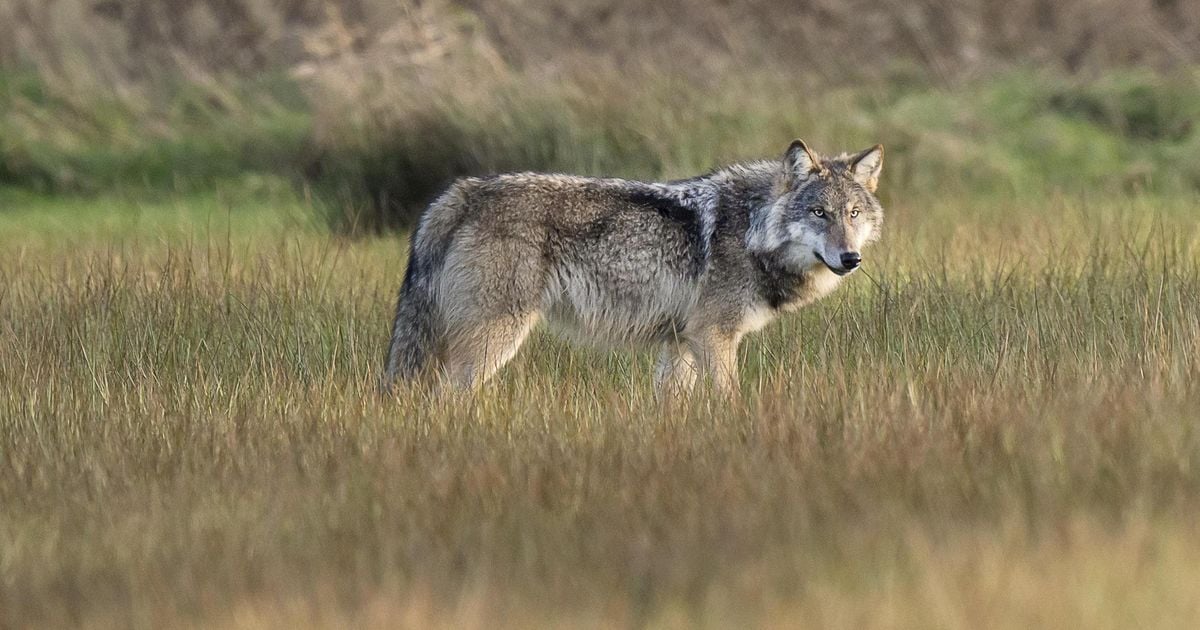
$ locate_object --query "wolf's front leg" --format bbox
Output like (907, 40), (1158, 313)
(689, 334), (741, 398)
(654, 342), (698, 398)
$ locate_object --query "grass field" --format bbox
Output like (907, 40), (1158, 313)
(2, 182), (1199, 627)
(5, 3), (1200, 625)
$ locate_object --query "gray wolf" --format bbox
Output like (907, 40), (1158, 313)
(382, 139), (884, 395)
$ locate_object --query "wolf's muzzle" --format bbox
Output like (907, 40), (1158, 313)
(814, 251), (858, 276)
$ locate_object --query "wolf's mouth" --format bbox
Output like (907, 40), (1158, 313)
(813, 252), (853, 276)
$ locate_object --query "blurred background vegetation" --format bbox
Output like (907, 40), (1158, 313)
(2, 0), (1199, 230)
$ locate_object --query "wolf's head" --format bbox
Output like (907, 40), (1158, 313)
(747, 139), (884, 276)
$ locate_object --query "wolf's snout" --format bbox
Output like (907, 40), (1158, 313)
(840, 252), (862, 270)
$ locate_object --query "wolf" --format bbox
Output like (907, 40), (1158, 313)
(382, 139), (884, 395)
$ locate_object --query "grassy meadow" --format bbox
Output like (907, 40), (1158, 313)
(3, 172), (1200, 627)
(4, 3), (1200, 623)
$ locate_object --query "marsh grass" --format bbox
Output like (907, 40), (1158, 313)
(6, 65), (1199, 233)
(0, 70), (310, 194)
(5, 5), (1200, 625)
(2, 191), (1199, 627)
(313, 69), (1200, 231)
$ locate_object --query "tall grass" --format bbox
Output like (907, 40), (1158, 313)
(8, 64), (1197, 231)
(4, 1), (1200, 229)
(1, 192), (1198, 627)
(4, 3), (1200, 627)
(313, 68), (1200, 230)
(0, 70), (311, 194)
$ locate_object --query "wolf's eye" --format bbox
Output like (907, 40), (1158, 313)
(850, 209), (860, 219)
(810, 208), (826, 218)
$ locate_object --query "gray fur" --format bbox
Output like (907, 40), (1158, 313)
(381, 139), (885, 395)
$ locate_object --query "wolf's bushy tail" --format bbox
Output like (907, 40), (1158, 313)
(381, 245), (438, 391)
(380, 184), (468, 392)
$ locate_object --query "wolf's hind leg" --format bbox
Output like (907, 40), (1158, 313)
(654, 342), (698, 398)
(441, 312), (539, 390)
(435, 229), (548, 390)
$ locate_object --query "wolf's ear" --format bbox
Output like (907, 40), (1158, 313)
(783, 139), (824, 183)
(849, 144), (884, 192)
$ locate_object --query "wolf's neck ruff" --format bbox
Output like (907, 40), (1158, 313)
(753, 255), (821, 311)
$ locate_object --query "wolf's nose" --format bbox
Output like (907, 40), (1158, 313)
(840, 252), (862, 269)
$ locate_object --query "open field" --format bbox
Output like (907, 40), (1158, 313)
(4, 3), (1200, 626)
(2, 185), (1199, 627)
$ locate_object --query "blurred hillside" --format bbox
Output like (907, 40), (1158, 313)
(2, 0), (1199, 229)
(6, 1), (1200, 84)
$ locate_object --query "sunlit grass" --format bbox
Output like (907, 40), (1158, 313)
(1, 189), (1199, 627)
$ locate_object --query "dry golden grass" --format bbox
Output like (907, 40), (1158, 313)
(1, 189), (1198, 627)
(4, 2), (1200, 626)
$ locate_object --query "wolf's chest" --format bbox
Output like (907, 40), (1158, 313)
(742, 266), (843, 333)
(793, 267), (844, 305)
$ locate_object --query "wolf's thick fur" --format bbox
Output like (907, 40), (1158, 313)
(383, 139), (884, 394)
